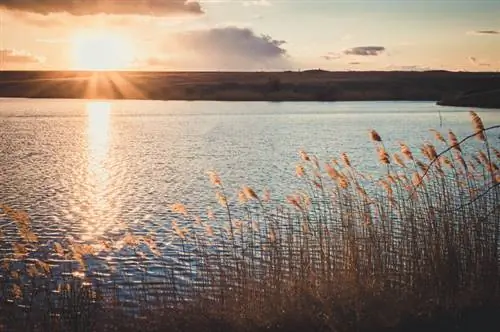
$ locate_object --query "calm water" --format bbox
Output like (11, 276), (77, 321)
(1, 99), (499, 279)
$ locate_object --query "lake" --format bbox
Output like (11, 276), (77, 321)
(1, 99), (499, 282)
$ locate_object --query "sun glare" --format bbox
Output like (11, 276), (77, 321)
(84, 101), (113, 241)
(71, 31), (133, 70)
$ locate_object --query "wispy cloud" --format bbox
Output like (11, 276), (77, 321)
(468, 56), (491, 67)
(344, 46), (386, 56)
(467, 30), (499, 35)
(0, 49), (44, 64)
(321, 52), (341, 61)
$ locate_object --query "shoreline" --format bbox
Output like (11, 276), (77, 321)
(0, 70), (499, 108)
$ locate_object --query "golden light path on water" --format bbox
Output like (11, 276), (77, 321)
(83, 101), (113, 242)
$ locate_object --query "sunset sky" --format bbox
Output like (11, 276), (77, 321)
(0, 0), (498, 71)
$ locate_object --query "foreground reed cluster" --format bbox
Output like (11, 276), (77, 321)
(1, 111), (499, 332)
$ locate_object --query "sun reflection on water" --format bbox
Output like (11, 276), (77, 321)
(84, 101), (112, 241)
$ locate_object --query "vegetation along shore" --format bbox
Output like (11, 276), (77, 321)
(0, 70), (500, 108)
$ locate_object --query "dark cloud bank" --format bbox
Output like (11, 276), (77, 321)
(0, 0), (203, 16)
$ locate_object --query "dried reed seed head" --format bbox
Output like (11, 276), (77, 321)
(325, 163), (340, 179)
(54, 242), (64, 256)
(411, 172), (423, 186)
(341, 152), (351, 167)
(369, 129), (382, 142)
(238, 190), (247, 204)
(301, 193), (312, 207)
(296, 164), (305, 177)
(429, 129), (446, 143)
(242, 186), (259, 200)
(392, 153), (406, 168)
(493, 147), (500, 160)
(286, 195), (303, 210)
(415, 160), (428, 172)
(216, 191), (227, 207)
(470, 111), (486, 141)
(440, 156), (454, 169)
(478, 150), (489, 164)
(486, 162), (499, 173)
(424, 143), (438, 160)
(338, 175), (349, 189)
(379, 180), (393, 194)
(170, 203), (188, 216)
(207, 171), (222, 186)
(454, 150), (467, 170)
(400, 143), (414, 160)
(377, 147), (390, 164)
(10, 284), (22, 299)
(448, 130), (462, 152)
(299, 150), (310, 161)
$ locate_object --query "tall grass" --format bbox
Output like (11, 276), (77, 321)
(1, 111), (499, 332)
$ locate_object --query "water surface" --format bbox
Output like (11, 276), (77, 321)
(1, 99), (499, 278)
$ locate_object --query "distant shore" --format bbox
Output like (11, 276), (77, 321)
(1, 70), (500, 108)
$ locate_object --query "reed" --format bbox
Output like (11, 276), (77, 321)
(1, 111), (499, 332)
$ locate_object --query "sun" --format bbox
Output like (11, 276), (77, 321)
(71, 30), (133, 70)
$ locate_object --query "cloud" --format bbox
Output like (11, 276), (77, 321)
(0, 0), (203, 16)
(164, 26), (290, 70)
(468, 56), (490, 67)
(468, 30), (499, 35)
(344, 46), (386, 56)
(323, 46), (386, 61)
(0, 49), (44, 64)
(321, 52), (341, 61)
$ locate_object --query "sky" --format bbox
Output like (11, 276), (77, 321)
(0, 0), (498, 71)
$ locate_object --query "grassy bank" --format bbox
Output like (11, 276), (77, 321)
(1, 111), (499, 331)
